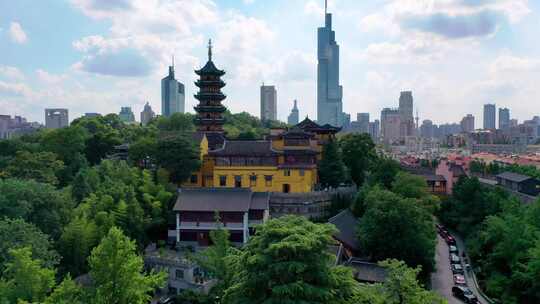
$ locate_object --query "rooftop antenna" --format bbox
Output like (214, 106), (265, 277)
(208, 39), (213, 61)
(325, 0), (327, 15)
(171, 55), (175, 69)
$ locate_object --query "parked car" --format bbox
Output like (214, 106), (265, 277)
(451, 263), (464, 274)
(445, 235), (456, 245)
(449, 245), (458, 254)
(453, 274), (466, 285)
(158, 297), (175, 304)
(452, 286), (479, 303)
(450, 253), (461, 264)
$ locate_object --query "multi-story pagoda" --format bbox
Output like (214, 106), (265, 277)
(194, 40), (227, 132)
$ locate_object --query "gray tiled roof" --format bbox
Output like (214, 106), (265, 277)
(346, 259), (387, 283)
(173, 188), (270, 212)
(210, 140), (280, 156)
(328, 209), (360, 251)
(497, 171), (533, 183)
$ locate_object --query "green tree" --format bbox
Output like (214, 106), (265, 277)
(59, 216), (98, 276)
(0, 247), (56, 303)
(319, 140), (347, 188)
(72, 115), (123, 165)
(44, 275), (85, 304)
(358, 188), (436, 274)
(155, 134), (201, 183)
(128, 136), (158, 165)
(88, 227), (166, 304)
(0, 178), (74, 239)
(3, 151), (65, 185)
(153, 112), (195, 132)
(0, 218), (59, 273)
(339, 133), (376, 187)
(392, 172), (440, 213)
(367, 157), (400, 189)
(223, 216), (357, 304)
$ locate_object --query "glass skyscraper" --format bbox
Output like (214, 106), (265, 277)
(161, 65), (185, 117)
(317, 6), (343, 127)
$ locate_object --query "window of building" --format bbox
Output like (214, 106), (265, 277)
(264, 175), (273, 187)
(299, 169), (305, 176)
(249, 174), (257, 187)
(282, 184), (291, 193)
(190, 174), (198, 184)
(284, 169), (291, 177)
(175, 269), (184, 280)
(219, 175), (227, 187)
(234, 175), (242, 188)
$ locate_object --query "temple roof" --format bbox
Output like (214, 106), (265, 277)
(295, 117), (341, 133)
(173, 188), (269, 213)
(195, 60), (225, 76)
(210, 140), (280, 157)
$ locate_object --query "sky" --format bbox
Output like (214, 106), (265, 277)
(1, 0), (540, 125)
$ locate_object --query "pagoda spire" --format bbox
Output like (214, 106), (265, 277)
(208, 39), (213, 61)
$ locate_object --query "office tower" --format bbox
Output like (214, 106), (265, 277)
(140, 102), (156, 126)
(161, 60), (185, 117)
(381, 108), (401, 144)
(317, 2), (343, 127)
(460, 114), (475, 133)
(420, 120), (434, 138)
(342, 113), (351, 128)
(119, 107), (135, 123)
(287, 99), (299, 125)
(510, 119), (518, 127)
(0, 115), (10, 139)
(498, 108), (510, 130)
(398, 91), (414, 138)
(483, 103), (496, 130)
(357, 113), (370, 133)
(45, 108), (69, 129)
(368, 120), (380, 141)
(260, 85), (277, 121)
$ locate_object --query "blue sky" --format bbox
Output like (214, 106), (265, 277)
(1, 0), (539, 125)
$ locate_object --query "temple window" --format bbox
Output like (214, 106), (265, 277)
(234, 175), (242, 188)
(190, 174), (198, 184)
(284, 169), (291, 177)
(265, 175), (273, 187)
(219, 175), (227, 187)
(249, 174), (257, 187)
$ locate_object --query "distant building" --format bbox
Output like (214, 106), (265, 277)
(420, 120), (434, 138)
(499, 108), (510, 130)
(45, 108), (69, 129)
(119, 107), (135, 123)
(368, 120), (380, 141)
(460, 114), (475, 133)
(483, 103), (496, 130)
(510, 119), (519, 127)
(287, 99), (299, 125)
(317, 5), (344, 127)
(381, 108), (401, 144)
(84, 113), (101, 118)
(161, 63), (185, 117)
(260, 85), (277, 121)
(0, 115), (10, 139)
(140, 102), (155, 126)
(357, 113), (370, 134)
(398, 91), (415, 138)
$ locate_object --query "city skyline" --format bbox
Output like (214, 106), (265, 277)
(1, 0), (540, 124)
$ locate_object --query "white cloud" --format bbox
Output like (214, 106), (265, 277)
(9, 22), (28, 44)
(0, 66), (25, 81)
(0, 81), (32, 97)
(36, 70), (66, 84)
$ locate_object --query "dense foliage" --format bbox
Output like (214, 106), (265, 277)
(318, 139), (348, 188)
(339, 133), (377, 187)
(469, 159), (540, 179)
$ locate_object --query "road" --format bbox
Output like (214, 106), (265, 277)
(432, 235), (461, 304)
(432, 233), (490, 304)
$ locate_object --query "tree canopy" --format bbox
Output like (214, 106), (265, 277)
(339, 133), (377, 187)
(319, 139), (348, 188)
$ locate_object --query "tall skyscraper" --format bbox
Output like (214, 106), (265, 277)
(398, 91), (414, 138)
(357, 113), (370, 133)
(498, 107), (510, 130)
(161, 60), (185, 117)
(368, 120), (380, 141)
(119, 107), (135, 123)
(483, 103), (496, 130)
(381, 108), (401, 144)
(317, 2), (343, 127)
(140, 102), (155, 126)
(420, 120), (434, 138)
(45, 108), (69, 129)
(460, 114), (475, 133)
(287, 99), (299, 125)
(260, 84), (277, 121)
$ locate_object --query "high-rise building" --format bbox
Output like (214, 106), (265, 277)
(0, 115), (10, 139)
(45, 108), (69, 129)
(381, 108), (401, 144)
(483, 103), (496, 130)
(119, 107), (135, 123)
(398, 91), (415, 138)
(368, 120), (380, 141)
(510, 119), (519, 127)
(357, 113), (370, 134)
(498, 107), (510, 130)
(460, 114), (475, 133)
(420, 120), (434, 138)
(317, 3), (343, 127)
(287, 99), (299, 125)
(260, 85), (277, 121)
(140, 102), (155, 126)
(161, 61), (185, 117)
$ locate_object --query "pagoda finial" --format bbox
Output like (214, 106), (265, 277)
(208, 39), (213, 61)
